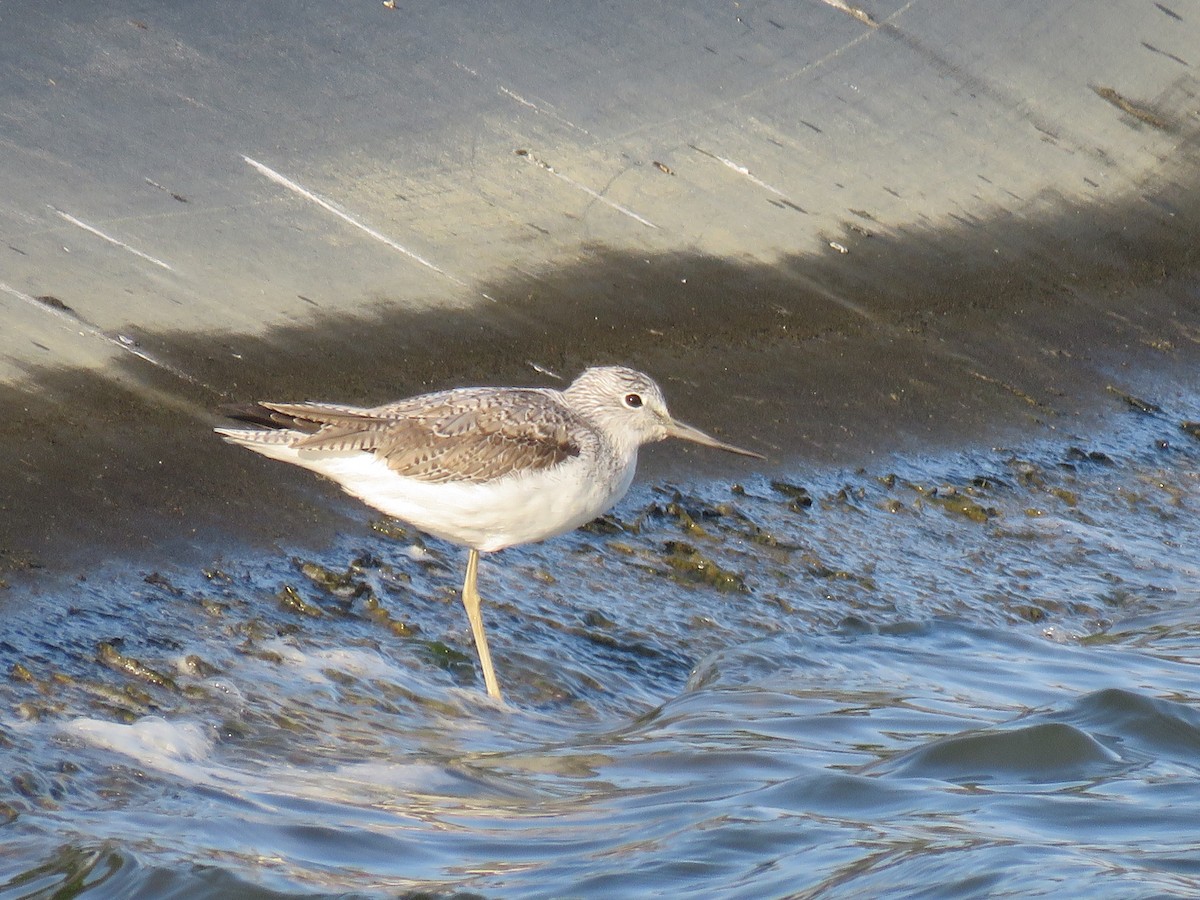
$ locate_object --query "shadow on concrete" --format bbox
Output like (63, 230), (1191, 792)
(2, 160), (1198, 581)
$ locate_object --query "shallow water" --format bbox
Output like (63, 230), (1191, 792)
(2, 401), (1200, 897)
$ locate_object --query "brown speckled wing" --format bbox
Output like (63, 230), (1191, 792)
(263, 389), (585, 484)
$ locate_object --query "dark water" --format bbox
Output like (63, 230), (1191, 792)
(2, 398), (1200, 897)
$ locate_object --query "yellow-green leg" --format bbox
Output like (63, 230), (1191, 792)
(462, 548), (503, 701)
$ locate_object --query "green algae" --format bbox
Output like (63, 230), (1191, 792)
(770, 480), (813, 513)
(276, 584), (324, 618)
(662, 540), (748, 593)
(96, 643), (178, 692)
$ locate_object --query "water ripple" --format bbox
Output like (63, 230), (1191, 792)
(2, 410), (1200, 896)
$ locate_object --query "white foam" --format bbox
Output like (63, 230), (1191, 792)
(62, 716), (215, 776)
(330, 761), (462, 794)
(57, 712), (478, 815)
(259, 640), (408, 683)
(200, 677), (247, 708)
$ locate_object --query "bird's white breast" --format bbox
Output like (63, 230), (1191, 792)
(252, 442), (636, 552)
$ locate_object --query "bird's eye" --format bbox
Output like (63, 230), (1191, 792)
(624, 393), (643, 408)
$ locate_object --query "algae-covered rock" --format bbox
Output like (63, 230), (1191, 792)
(180, 654), (221, 678)
(662, 541), (748, 593)
(143, 572), (183, 596)
(362, 594), (418, 637)
(276, 584), (324, 618)
(1106, 386), (1161, 414)
(910, 483), (997, 523)
(369, 518), (411, 541)
(771, 480), (813, 512)
(580, 514), (626, 535)
(421, 640), (475, 677)
(96, 642), (179, 691)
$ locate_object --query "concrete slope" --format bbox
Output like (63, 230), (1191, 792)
(1, 0), (1198, 575)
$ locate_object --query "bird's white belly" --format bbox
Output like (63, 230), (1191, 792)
(288, 449), (636, 552)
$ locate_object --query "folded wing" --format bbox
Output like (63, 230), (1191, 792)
(243, 388), (586, 484)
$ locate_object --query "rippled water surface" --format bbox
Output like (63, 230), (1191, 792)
(3, 402), (1200, 897)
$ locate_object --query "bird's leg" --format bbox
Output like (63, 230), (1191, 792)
(462, 548), (503, 701)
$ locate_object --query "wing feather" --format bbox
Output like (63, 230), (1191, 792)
(241, 388), (588, 484)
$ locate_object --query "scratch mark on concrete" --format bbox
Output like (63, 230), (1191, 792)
(691, 146), (806, 212)
(144, 177), (189, 203)
(717, 154), (789, 197)
(0, 279), (205, 386)
(499, 86), (592, 135)
(1154, 2), (1182, 21)
(1141, 41), (1189, 66)
(514, 150), (659, 229)
(51, 208), (175, 271)
(816, 0), (878, 27)
(243, 155), (480, 293)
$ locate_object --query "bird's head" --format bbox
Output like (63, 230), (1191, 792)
(564, 366), (764, 459)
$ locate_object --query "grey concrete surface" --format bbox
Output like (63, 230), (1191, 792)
(1, 0), (1198, 578)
